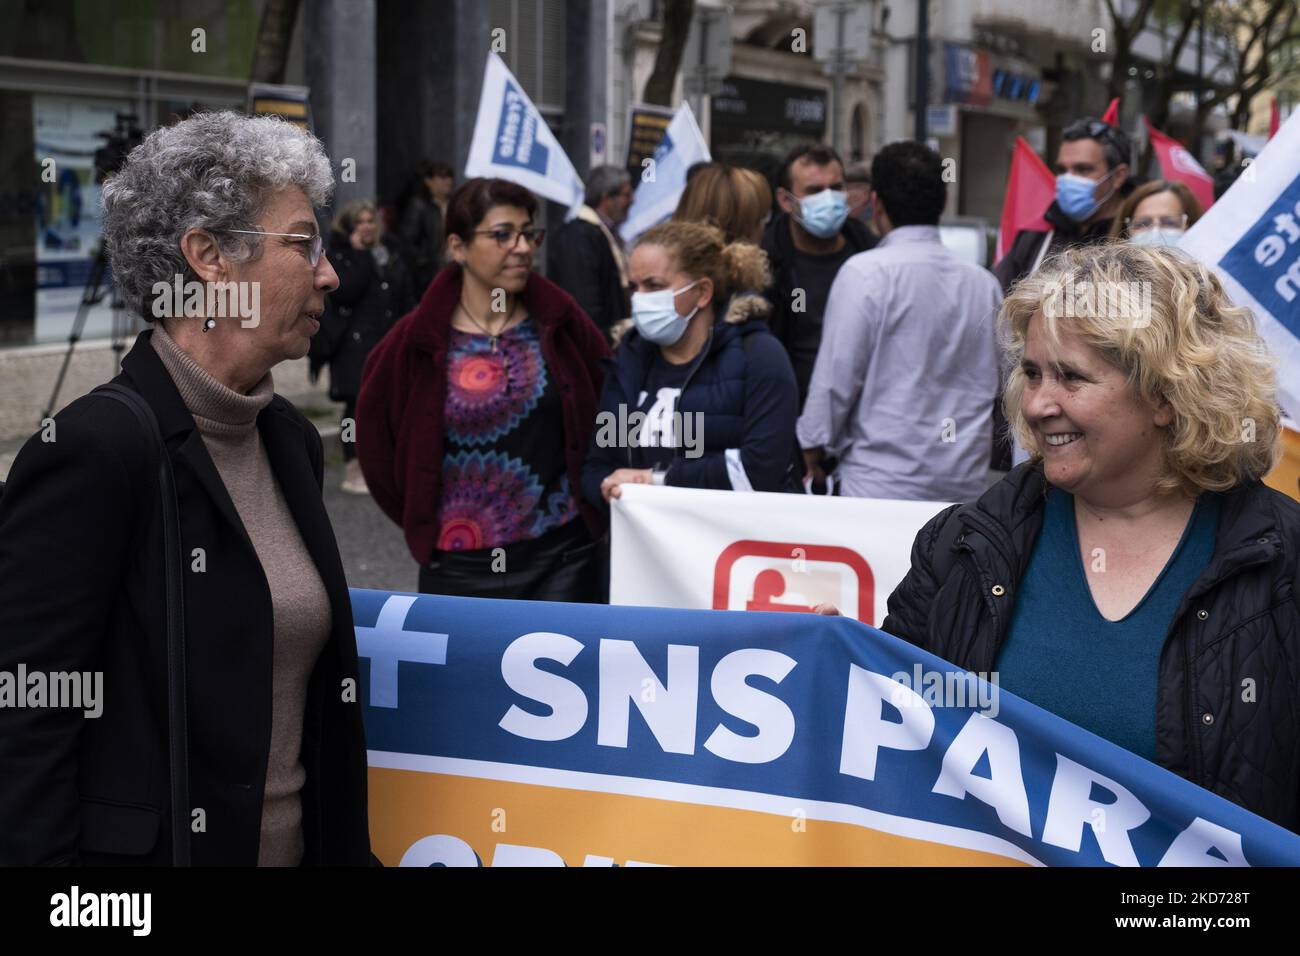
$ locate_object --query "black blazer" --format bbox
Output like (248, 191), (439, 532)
(0, 330), (373, 865)
(546, 218), (628, 337)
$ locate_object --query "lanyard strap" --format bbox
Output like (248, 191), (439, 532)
(1029, 229), (1055, 275)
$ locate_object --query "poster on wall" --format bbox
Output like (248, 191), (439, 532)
(32, 94), (133, 344)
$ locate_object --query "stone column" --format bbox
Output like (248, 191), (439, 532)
(305, 0), (378, 208)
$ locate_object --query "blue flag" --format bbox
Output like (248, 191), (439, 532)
(355, 589), (1300, 867)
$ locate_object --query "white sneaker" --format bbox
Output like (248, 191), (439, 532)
(341, 459), (369, 495)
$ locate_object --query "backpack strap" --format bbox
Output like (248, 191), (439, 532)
(94, 383), (191, 867)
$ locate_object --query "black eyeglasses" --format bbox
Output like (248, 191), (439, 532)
(474, 226), (546, 249)
(218, 229), (325, 266)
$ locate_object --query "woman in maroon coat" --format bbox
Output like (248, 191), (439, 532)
(356, 177), (609, 600)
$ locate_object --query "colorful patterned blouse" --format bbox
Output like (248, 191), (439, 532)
(436, 318), (579, 551)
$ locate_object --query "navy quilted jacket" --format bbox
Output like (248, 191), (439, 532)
(581, 293), (799, 511)
(883, 461), (1300, 833)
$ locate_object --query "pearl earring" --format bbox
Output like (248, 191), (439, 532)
(202, 318), (216, 332)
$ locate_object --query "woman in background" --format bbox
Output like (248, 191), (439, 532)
(1107, 179), (1203, 247)
(319, 199), (415, 494)
(357, 177), (610, 601)
(673, 163), (773, 244)
(583, 220), (798, 507)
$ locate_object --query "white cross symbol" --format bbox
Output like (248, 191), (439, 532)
(354, 594), (449, 708)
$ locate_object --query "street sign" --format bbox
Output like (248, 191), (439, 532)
(682, 4), (732, 96)
(247, 83), (313, 131)
(625, 103), (674, 179)
(926, 104), (957, 137)
(813, 1), (872, 64)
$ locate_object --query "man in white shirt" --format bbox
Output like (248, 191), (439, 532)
(798, 141), (1003, 502)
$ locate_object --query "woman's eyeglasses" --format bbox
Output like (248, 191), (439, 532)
(218, 229), (325, 266)
(474, 226), (546, 249)
(1127, 214), (1188, 234)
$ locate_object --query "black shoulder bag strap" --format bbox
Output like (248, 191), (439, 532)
(94, 383), (191, 867)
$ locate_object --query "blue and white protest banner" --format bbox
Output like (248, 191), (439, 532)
(355, 589), (1300, 867)
(1181, 109), (1300, 418)
(611, 484), (948, 626)
(464, 52), (584, 214)
(619, 102), (711, 244)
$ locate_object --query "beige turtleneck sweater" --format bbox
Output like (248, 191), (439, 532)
(151, 326), (332, 867)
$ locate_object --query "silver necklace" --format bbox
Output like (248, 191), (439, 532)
(457, 300), (516, 352)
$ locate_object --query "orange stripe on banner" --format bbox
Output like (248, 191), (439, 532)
(369, 768), (1028, 867)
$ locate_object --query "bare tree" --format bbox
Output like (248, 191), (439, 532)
(250, 0), (302, 84)
(1104, 0), (1160, 102)
(643, 0), (695, 106)
(1197, 0), (1300, 131)
(1147, 0), (1202, 132)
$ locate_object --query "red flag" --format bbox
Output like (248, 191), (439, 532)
(1143, 116), (1215, 210)
(1101, 98), (1120, 126)
(1271, 97), (1281, 139)
(996, 136), (1056, 262)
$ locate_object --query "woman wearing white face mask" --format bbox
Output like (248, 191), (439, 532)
(581, 221), (800, 507)
(1108, 179), (1204, 248)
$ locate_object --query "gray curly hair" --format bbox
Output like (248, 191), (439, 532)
(100, 110), (334, 319)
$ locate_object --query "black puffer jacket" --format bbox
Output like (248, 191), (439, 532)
(883, 462), (1300, 833)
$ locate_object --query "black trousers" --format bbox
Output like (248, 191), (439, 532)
(418, 518), (599, 603)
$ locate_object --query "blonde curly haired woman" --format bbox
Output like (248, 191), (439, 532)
(879, 241), (1300, 832)
(582, 220), (799, 506)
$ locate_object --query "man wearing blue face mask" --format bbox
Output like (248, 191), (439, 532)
(761, 143), (877, 410)
(994, 118), (1134, 293)
(990, 116), (1136, 470)
(797, 141), (1002, 503)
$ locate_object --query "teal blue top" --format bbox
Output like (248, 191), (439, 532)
(994, 488), (1219, 760)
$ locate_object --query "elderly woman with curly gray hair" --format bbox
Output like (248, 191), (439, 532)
(880, 242), (1300, 834)
(0, 111), (374, 865)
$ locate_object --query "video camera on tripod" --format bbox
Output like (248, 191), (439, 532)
(41, 112), (146, 423)
(93, 113), (144, 184)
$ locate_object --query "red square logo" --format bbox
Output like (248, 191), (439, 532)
(712, 540), (875, 623)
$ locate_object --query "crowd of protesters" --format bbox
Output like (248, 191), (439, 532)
(2, 106), (1300, 866)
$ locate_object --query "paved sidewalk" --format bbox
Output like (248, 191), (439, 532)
(320, 447), (415, 593)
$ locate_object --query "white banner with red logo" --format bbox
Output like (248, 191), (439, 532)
(609, 485), (950, 626)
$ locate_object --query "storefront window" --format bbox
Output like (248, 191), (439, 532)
(0, 0), (277, 346)
(0, 0), (262, 79)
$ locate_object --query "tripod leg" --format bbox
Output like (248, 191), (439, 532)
(41, 248), (109, 424)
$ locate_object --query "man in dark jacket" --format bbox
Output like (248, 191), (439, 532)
(398, 160), (453, 293)
(990, 117), (1136, 469)
(761, 142), (877, 409)
(547, 165), (634, 338)
(883, 461), (1300, 834)
(994, 117), (1134, 293)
